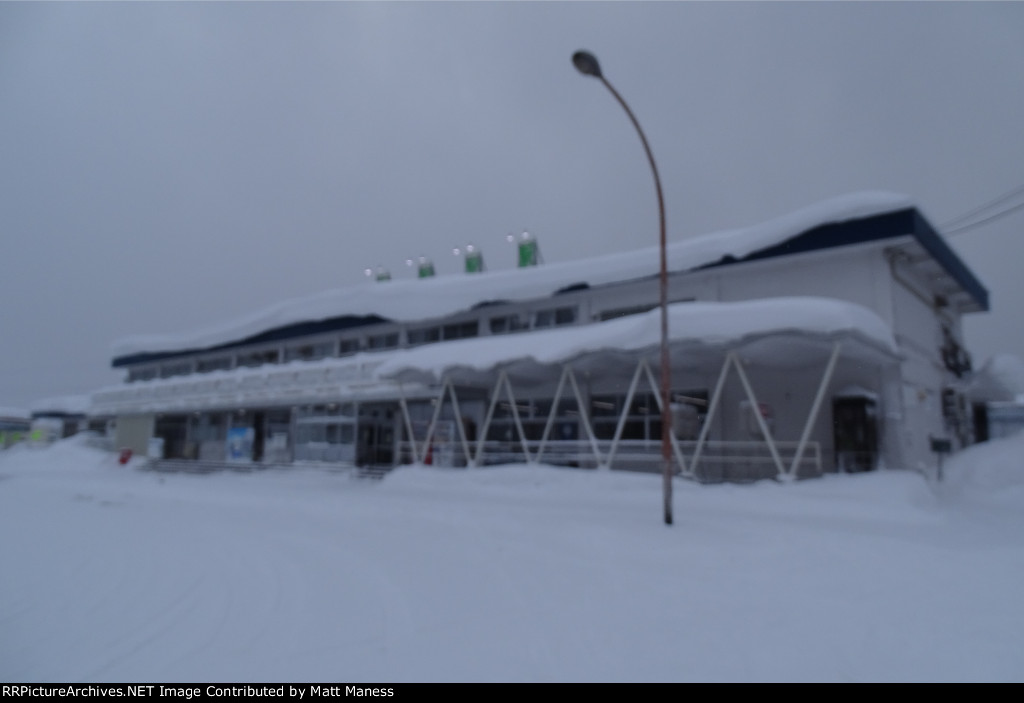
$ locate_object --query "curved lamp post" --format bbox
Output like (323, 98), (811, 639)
(573, 50), (673, 525)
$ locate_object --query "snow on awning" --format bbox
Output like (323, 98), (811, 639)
(376, 297), (900, 387)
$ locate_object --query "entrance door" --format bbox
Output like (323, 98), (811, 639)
(833, 396), (878, 472)
(252, 411), (266, 462)
(357, 404), (398, 468)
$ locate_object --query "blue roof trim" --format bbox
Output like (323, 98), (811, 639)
(700, 208), (989, 312)
(113, 207), (990, 370)
(909, 210), (989, 311)
(112, 314), (389, 368)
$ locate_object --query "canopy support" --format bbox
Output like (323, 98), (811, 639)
(786, 341), (842, 480)
(474, 369), (533, 465)
(535, 366), (604, 467)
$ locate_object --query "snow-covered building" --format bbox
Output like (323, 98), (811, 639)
(0, 407), (30, 448)
(91, 192), (988, 481)
(29, 395), (93, 443)
(968, 353), (1024, 441)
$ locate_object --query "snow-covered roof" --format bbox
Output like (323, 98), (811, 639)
(376, 297), (900, 387)
(969, 354), (1024, 403)
(112, 192), (916, 362)
(0, 407), (30, 421)
(30, 395), (91, 416)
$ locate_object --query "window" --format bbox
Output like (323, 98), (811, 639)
(366, 333), (399, 350)
(534, 306), (577, 329)
(238, 349), (280, 368)
(407, 327), (441, 346)
(128, 367), (158, 383)
(590, 390), (707, 440)
(338, 338), (361, 356)
(284, 341), (333, 363)
(190, 413), (226, 442)
(293, 404), (357, 463)
(442, 321), (478, 341)
(489, 314), (528, 335)
(160, 361), (192, 379)
(196, 356), (232, 373)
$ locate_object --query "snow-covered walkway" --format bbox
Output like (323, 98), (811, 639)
(1, 435), (1022, 682)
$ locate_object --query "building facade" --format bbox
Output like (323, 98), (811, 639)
(91, 193), (988, 481)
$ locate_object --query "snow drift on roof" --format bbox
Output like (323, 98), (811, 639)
(112, 191), (913, 358)
(30, 395), (91, 416)
(376, 297), (900, 386)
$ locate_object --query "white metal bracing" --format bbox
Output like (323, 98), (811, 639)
(394, 340), (853, 481)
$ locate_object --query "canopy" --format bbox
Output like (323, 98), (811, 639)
(376, 297), (900, 388)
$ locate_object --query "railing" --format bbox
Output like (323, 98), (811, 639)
(397, 438), (821, 482)
(144, 458), (388, 479)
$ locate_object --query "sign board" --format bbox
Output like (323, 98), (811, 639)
(147, 437), (165, 460)
(226, 427), (254, 462)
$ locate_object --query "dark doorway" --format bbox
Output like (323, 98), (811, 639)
(252, 411), (266, 462)
(833, 396), (878, 472)
(357, 404), (397, 467)
(154, 415), (189, 459)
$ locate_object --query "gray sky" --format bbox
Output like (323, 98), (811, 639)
(1, 1), (1022, 410)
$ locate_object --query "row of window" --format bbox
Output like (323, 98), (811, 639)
(126, 305), (581, 383)
(401, 391), (710, 444)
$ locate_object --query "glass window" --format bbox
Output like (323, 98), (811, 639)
(407, 327), (441, 346)
(489, 314), (528, 334)
(284, 342), (333, 362)
(191, 413), (226, 442)
(128, 367), (158, 383)
(338, 338), (361, 356)
(590, 396), (619, 417)
(555, 307), (577, 325)
(238, 349), (280, 368)
(160, 361), (192, 378)
(367, 333), (399, 350)
(196, 357), (232, 373)
(534, 306), (577, 329)
(442, 321), (479, 340)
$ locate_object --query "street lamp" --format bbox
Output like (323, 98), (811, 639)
(572, 50), (673, 525)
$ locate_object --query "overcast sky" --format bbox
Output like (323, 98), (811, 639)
(1, 2), (1022, 410)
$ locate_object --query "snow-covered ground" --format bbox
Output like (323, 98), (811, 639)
(1, 435), (1022, 683)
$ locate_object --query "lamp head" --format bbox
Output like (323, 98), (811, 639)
(572, 50), (602, 79)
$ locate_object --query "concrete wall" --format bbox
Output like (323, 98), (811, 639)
(114, 414), (155, 456)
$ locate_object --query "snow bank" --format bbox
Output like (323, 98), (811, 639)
(941, 429), (1024, 494)
(2, 434), (1023, 682)
(0, 434), (115, 473)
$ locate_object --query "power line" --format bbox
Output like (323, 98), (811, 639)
(940, 184), (1024, 229)
(940, 184), (1024, 236)
(945, 200), (1024, 236)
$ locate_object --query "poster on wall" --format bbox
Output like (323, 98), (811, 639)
(226, 427), (254, 463)
(147, 437), (165, 460)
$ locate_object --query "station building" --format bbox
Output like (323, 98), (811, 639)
(90, 192), (988, 481)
